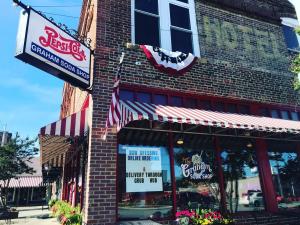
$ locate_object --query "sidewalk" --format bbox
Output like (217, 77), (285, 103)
(0, 206), (58, 225)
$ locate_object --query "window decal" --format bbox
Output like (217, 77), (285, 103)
(181, 151), (213, 181)
(140, 45), (197, 75)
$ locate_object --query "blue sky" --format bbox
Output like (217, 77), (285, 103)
(0, 0), (82, 139)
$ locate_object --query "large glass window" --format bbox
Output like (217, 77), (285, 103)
(221, 138), (265, 212)
(268, 142), (300, 211)
(134, 0), (160, 47)
(291, 112), (299, 121)
(185, 98), (197, 109)
(117, 131), (172, 220)
(132, 0), (200, 55)
(170, 4), (193, 54)
(281, 17), (300, 51)
(120, 90), (134, 101)
(171, 96), (183, 107)
(137, 92), (151, 103)
(280, 110), (290, 120)
(271, 109), (280, 119)
(174, 135), (220, 211)
(153, 94), (167, 105)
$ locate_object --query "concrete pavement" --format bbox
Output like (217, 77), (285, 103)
(0, 206), (58, 225)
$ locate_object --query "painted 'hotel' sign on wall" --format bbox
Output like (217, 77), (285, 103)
(15, 9), (91, 89)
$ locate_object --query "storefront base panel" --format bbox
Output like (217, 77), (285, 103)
(233, 212), (300, 225)
(116, 213), (300, 225)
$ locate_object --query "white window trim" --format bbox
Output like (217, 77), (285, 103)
(281, 17), (300, 52)
(132, 0), (200, 57)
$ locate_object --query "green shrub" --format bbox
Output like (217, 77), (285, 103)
(50, 200), (82, 225)
(48, 199), (58, 208)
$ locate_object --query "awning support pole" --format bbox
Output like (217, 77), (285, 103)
(213, 137), (227, 213)
(255, 139), (278, 213)
(168, 132), (177, 219)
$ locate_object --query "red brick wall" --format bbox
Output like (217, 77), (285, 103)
(83, 0), (300, 224)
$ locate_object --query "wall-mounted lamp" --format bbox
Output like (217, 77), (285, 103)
(177, 138), (184, 145)
(246, 142), (253, 148)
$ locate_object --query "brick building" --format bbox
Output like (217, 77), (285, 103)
(39, 0), (300, 224)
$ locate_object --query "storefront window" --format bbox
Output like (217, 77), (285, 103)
(174, 136), (220, 211)
(185, 98), (197, 109)
(221, 139), (265, 212)
(117, 142), (172, 220)
(120, 90), (134, 101)
(153, 94), (167, 105)
(137, 92), (151, 103)
(268, 149), (300, 210)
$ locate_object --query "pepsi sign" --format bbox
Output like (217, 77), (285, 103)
(15, 8), (91, 89)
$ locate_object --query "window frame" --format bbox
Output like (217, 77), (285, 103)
(281, 17), (300, 53)
(131, 0), (200, 56)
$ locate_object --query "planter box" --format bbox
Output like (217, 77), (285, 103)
(0, 210), (19, 220)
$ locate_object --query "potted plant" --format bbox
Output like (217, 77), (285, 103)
(175, 209), (234, 225)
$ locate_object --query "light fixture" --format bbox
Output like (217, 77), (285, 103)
(244, 131), (251, 137)
(177, 138), (184, 145)
(246, 142), (253, 148)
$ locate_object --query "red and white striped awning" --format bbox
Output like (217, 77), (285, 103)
(119, 100), (300, 134)
(40, 108), (89, 137)
(0, 176), (44, 188)
(39, 108), (89, 166)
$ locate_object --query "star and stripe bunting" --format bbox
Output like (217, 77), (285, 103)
(141, 45), (197, 75)
(103, 53), (125, 139)
(118, 100), (300, 134)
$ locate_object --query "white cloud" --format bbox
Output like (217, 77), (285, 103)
(0, 77), (62, 105)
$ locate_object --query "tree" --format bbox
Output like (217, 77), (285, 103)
(291, 27), (300, 91)
(222, 147), (256, 213)
(0, 133), (38, 207)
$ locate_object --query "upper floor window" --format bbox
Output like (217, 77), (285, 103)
(132, 0), (200, 56)
(281, 17), (300, 52)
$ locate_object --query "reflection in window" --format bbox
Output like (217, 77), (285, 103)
(227, 104), (237, 113)
(280, 111), (290, 120)
(282, 24), (300, 50)
(117, 142), (172, 220)
(291, 112), (299, 121)
(239, 105), (250, 115)
(259, 108), (269, 117)
(268, 151), (300, 210)
(120, 90), (134, 101)
(154, 94), (167, 105)
(134, 0), (160, 47)
(135, 0), (158, 14)
(271, 110), (280, 119)
(171, 96), (183, 107)
(135, 12), (160, 47)
(133, 0), (199, 56)
(174, 136), (220, 211)
(221, 139), (264, 212)
(185, 98), (197, 109)
(137, 92), (151, 103)
(170, 4), (193, 54)
(215, 102), (225, 112)
(199, 100), (211, 110)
